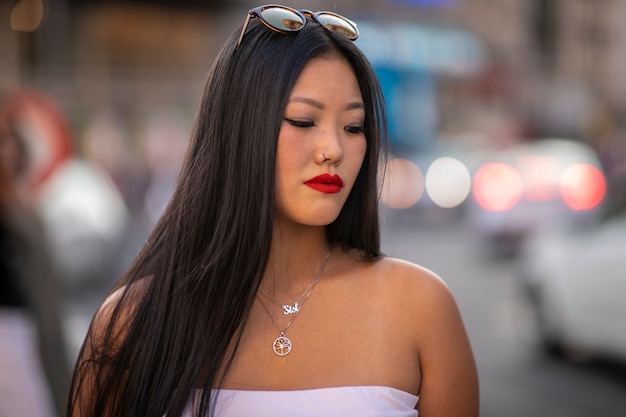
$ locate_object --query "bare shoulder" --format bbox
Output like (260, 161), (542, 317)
(99, 277), (151, 313)
(365, 258), (479, 416)
(365, 256), (457, 312)
(372, 256), (466, 333)
(344, 254), (466, 348)
(89, 277), (152, 346)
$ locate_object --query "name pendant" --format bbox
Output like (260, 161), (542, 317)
(282, 302), (300, 315)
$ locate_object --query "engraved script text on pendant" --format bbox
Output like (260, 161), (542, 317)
(273, 334), (292, 356)
(282, 302), (300, 315)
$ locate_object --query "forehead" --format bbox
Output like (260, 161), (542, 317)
(296, 53), (355, 79)
(288, 54), (363, 103)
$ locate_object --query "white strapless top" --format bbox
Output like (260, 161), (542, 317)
(183, 386), (418, 417)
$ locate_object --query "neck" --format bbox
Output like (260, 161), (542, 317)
(261, 223), (330, 297)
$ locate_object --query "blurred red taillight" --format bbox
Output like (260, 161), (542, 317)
(560, 163), (606, 210)
(472, 163), (523, 211)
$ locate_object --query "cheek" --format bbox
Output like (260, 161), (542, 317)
(274, 143), (306, 193)
(276, 128), (311, 165)
(347, 139), (367, 173)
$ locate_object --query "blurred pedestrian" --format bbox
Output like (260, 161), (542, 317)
(68, 5), (478, 417)
(0, 92), (71, 417)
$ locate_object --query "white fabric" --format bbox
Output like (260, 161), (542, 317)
(184, 385), (418, 417)
(0, 309), (56, 417)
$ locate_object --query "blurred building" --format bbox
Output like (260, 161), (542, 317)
(452, 0), (626, 140)
(1, 0), (625, 148)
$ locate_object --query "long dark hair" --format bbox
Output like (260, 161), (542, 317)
(68, 15), (388, 417)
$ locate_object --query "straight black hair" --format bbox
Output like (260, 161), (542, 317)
(68, 15), (388, 417)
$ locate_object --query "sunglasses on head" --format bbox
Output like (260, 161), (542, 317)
(235, 4), (359, 50)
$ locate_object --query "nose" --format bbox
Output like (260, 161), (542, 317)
(315, 126), (344, 165)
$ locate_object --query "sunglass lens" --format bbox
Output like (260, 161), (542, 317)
(315, 13), (359, 40)
(261, 7), (305, 32)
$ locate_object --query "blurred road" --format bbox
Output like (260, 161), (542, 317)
(381, 210), (626, 417)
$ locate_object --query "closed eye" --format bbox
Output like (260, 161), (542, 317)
(284, 118), (314, 128)
(345, 125), (365, 134)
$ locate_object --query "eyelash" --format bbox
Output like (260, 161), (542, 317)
(284, 118), (314, 128)
(345, 125), (366, 135)
(284, 118), (365, 134)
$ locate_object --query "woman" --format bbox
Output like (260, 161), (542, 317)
(68, 5), (478, 417)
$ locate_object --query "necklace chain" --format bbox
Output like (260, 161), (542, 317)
(259, 269), (322, 315)
(257, 249), (331, 356)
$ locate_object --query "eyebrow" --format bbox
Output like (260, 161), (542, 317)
(289, 96), (365, 111)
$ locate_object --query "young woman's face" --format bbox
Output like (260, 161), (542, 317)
(274, 54), (367, 227)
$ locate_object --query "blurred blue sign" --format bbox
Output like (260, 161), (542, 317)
(376, 67), (436, 152)
(356, 21), (485, 76)
(355, 21), (485, 153)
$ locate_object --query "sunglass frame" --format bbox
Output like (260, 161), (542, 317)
(235, 4), (359, 50)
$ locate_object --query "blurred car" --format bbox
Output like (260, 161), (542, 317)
(465, 138), (607, 256)
(517, 208), (626, 363)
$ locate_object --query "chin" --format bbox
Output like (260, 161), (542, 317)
(291, 212), (341, 227)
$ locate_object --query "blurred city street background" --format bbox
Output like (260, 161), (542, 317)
(1, 0), (626, 416)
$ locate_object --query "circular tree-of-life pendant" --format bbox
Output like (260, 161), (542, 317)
(273, 333), (292, 356)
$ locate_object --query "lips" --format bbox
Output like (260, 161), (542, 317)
(304, 174), (344, 194)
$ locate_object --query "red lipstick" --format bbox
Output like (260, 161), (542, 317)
(304, 174), (344, 194)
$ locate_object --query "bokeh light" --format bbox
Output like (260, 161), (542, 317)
(560, 163), (606, 210)
(10, 0), (46, 32)
(380, 158), (424, 209)
(425, 156), (472, 208)
(472, 162), (523, 211)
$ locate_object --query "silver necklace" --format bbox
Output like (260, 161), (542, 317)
(259, 269), (323, 315)
(257, 250), (331, 356)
